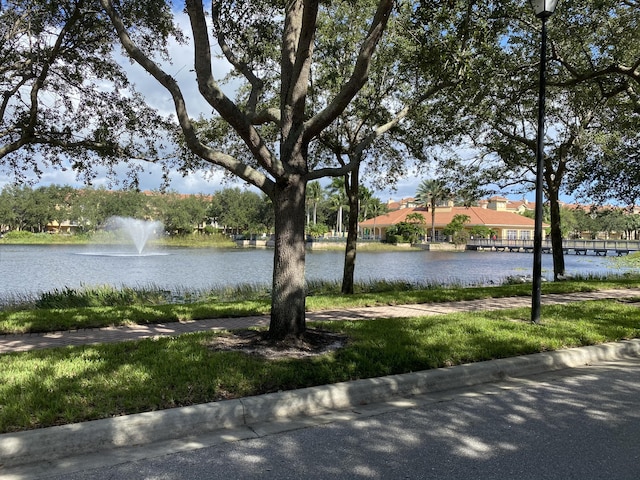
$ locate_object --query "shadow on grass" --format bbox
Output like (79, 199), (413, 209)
(0, 300), (638, 437)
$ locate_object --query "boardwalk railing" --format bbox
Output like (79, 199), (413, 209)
(467, 239), (640, 256)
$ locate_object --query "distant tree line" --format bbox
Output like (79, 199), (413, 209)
(0, 183), (389, 238)
(518, 205), (640, 241)
(0, 185), (273, 236)
(546, 207), (640, 241)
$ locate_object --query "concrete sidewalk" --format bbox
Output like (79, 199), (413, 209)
(2, 288), (639, 354)
(1, 288), (640, 473)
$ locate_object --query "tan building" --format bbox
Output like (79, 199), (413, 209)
(45, 220), (80, 234)
(478, 196), (536, 215)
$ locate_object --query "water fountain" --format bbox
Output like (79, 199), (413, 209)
(72, 216), (166, 258)
(109, 216), (164, 255)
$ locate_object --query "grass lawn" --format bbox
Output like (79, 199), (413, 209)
(2, 276), (640, 335)
(1, 290), (639, 433)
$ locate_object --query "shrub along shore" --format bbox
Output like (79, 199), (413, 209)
(0, 230), (411, 251)
(0, 230), (236, 247)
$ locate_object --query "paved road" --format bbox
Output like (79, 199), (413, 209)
(22, 357), (640, 480)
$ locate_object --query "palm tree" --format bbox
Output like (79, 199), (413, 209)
(327, 178), (348, 235)
(415, 179), (450, 242)
(306, 181), (323, 225)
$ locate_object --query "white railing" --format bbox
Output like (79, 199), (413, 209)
(467, 238), (640, 253)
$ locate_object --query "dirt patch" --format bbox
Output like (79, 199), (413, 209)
(206, 328), (349, 359)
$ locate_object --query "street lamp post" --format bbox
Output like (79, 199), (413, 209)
(530, 0), (558, 324)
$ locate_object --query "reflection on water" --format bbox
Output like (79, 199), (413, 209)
(73, 252), (171, 257)
(0, 244), (632, 297)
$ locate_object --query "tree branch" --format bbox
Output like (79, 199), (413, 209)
(283, 0), (318, 131)
(303, 0), (394, 142)
(184, 0), (283, 178)
(494, 125), (536, 153)
(100, 0), (275, 195)
(550, 42), (640, 88)
(25, 3), (83, 137)
(210, 1), (279, 125)
(307, 161), (358, 180)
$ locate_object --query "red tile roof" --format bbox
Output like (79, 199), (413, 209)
(359, 207), (537, 228)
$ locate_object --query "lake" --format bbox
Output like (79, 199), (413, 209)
(0, 244), (632, 298)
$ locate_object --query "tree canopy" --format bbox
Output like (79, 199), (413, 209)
(0, 0), (175, 186)
(429, 0), (639, 278)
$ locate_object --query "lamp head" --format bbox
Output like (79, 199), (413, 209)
(529, 0), (559, 19)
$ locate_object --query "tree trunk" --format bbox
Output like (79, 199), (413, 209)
(548, 188), (565, 280)
(268, 176), (307, 340)
(342, 168), (359, 294)
(431, 204), (436, 242)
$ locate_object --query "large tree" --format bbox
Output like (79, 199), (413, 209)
(311, 1), (506, 293)
(551, 0), (640, 205)
(99, 0), (394, 340)
(469, 83), (624, 279)
(435, 0), (639, 280)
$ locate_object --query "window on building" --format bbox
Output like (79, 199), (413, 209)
(507, 230), (517, 240)
(520, 230), (531, 240)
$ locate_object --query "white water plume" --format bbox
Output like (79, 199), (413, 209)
(109, 216), (164, 254)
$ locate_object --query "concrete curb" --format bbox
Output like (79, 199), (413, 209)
(2, 339), (639, 467)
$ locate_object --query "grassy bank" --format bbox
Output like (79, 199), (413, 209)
(2, 276), (640, 334)
(0, 232), (419, 250)
(0, 230), (235, 248)
(1, 298), (639, 433)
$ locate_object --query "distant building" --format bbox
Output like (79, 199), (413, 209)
(386, 197), (419, 210)
(360, 199), (540, 242)
(45, 220), (81, 234)
(478, 196), (535, 215)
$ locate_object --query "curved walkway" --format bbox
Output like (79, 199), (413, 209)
(1, 288), (639, 355)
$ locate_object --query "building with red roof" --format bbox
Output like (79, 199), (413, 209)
(359, 200), (540, 242)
